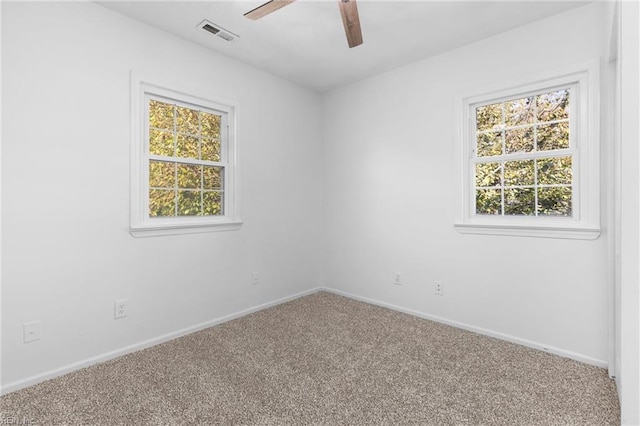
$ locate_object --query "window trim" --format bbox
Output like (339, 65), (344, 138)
(454, 59), (600, 240)
(130, 72), (242, 237)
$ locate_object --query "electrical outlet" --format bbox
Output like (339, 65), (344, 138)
(394, 272), (402, 286)
(114, 299), (128, 319)
(435, 281), (444, 296)
(252, 272), (259, 286)
(23, 320), (41, 343)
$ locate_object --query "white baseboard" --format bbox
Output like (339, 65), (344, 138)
(2, 285), (607, 395)
(321, 287), (608, 369)
(1, 287), (322, 395)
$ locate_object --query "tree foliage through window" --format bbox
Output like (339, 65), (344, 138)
(147, 99), (224, 217)
(474, 89), (572, 217)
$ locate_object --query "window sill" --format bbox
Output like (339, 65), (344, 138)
(454, 223), (600, 240)
(130, 221), (243, 238)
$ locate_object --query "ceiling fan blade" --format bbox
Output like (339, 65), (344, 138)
(244, 0), (297, 20)
(338, 0), (363, 48)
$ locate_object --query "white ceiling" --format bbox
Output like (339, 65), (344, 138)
(99, 0), (590, 92)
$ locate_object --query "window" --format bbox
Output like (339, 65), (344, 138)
(455, 60), (600, 239)
(130, 76), (241, 236)
(475, 88), (572, 217)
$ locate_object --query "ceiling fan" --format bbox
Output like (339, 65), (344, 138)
(244, 0), (363, 48)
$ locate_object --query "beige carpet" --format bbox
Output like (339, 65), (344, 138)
(1, 292), (619, 425)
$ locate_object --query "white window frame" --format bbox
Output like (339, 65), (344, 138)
(454, 59), (600, 239)
(130, 73), (241, 237)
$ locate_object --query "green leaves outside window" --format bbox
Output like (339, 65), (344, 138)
(474, 88), (572, 217)
(475, 157), (572, 217)
(475, 89), (570, 158)
(148, 100), (222, 161)
(148, 161), (224, 217)
(147, 99), (225, 218)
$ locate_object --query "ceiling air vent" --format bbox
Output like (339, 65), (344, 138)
(197, 20), (238, 42)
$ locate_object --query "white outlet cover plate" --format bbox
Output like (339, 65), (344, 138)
(114, 299), (128, 319)
(394, 272), (402, 285)
(23, 320), (41, 343)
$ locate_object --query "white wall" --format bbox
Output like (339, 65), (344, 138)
(322, 3), (612, 365)
(617, 1), (640, 423)
(1, 2), (323, 388)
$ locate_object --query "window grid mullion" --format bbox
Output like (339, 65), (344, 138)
(148, 155), (225, 167)
(149, 186), (224, 192)
(198, 111), (203, 162)
(533, 93), (539, 155)
(200, 164), (204, 216)
(474, 148), (575, 163)
(500, 102), (506, 216)
(476, 117), (569, 136)
(534, 159), (539, 217)
(533, 95), (539, 217)
(478, 184), (571, 189)
(173, 105), (179, 217)
(500, 162), (505, 216)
